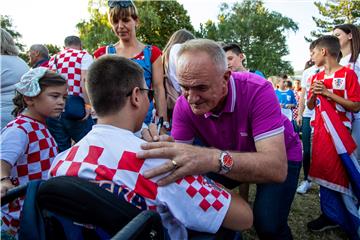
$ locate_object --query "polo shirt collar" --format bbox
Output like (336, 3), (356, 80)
(204, 76), (236, 118)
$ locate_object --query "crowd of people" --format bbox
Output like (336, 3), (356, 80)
(1, 0), (360, 239)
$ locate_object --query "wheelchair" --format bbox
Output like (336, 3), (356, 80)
(2, 176), (239, 240)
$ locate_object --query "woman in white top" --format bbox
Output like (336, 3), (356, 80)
(162, 29), (195, 119)
(0, 28), (29, 129)
(333, 24), (360, 161)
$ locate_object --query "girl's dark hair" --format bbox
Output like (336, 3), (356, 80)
(12, 70), (67, 117)
(334, 24), (360, 63)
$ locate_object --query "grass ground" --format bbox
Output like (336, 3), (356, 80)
(241, 178), (349, 240)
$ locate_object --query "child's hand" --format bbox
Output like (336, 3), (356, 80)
(1, 179), (15, 197)
(313, 81), (330, 97)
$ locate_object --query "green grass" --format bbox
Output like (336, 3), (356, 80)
(241, 180), (348, 240)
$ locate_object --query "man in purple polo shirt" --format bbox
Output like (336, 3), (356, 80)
(137, 39), (302, 239)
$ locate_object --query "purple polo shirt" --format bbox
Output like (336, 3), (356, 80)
(171, 72), (302, 162)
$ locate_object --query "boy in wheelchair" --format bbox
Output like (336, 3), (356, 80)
(49, 55), (253, 239)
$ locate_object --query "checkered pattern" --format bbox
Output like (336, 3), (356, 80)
(175, 175), (229, 211)
(50, 147), (158, 201)
(292, 89), (301, 120)
(48, 48), (87, 96)
(309, 67), (360, 128)
(49, 125), (231, 238)
(1, 115), (58, 236)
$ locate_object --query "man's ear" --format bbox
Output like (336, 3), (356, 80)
(239, 53), (246, 61)
(321, 48), (327, 56)
(223, 69), (231, 82)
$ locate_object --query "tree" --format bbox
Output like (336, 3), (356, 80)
(1, 15), (25, 52)
(77, 0), (194, 53)
(197, 0), (298, 76)
(306, 0), (360, 41)
(45, 44), (61, 56)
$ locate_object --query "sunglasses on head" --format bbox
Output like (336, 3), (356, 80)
(126, 88), (154, 102)
(108, 0), (133, 8)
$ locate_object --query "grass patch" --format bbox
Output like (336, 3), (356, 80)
(241, 179), (348, 240)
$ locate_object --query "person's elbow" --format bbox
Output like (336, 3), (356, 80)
(351, 102), (360, 113)
(271, 150), (287, 183)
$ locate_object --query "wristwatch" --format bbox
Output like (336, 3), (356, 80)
(163, 121), (171, 131)
(218, 151), (233, 174)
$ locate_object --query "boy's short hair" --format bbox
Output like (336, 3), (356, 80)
(222, 43), (243, 55)
(87, 55), (144, 117)
(311, 35), (340, 58)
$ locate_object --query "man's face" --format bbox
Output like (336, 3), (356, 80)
(225, 50), (244, 72)
(28, 50), (39, 66)
(177, 51), (229, 115)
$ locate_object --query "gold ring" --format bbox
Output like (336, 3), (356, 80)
(171, 160), (178, 169)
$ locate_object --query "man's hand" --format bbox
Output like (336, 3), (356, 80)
(141, 123), (174, 142)
(1, 179), (15, 197)
(137, 142), (219, 186)
(296, 115), (302, 127)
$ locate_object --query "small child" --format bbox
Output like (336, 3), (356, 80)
(1, 67), (67, 236)
(49, 55), (253, 239)
(274, 76), (297, 120)
(307, 35), (360, 236)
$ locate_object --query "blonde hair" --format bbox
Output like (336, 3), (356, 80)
(108, 2), (138, 25)
(163, 29), (195, 74)
(1, 28), (19, 56)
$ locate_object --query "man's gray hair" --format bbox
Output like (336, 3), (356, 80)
(30, 44), (49, 58)
(64, 36), (82, 47)
(1, 28), (19, 56)
(177, 39), (227, 73)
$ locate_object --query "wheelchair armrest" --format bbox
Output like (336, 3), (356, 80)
(1, 184), (28, 206)
(111, 210), (164, 240)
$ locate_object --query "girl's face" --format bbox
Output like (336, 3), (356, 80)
(111, 16), (138, 41)
(26, 85), (67, 122)
(333, 28), (352, 50)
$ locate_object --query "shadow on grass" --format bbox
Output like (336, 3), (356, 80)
(241, 180), (349, 240)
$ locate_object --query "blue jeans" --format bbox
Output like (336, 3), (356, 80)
(301, 117), (312, 180)
(253, 161), (301, 240)
(46, 115), (94, 153)
(207, 161), (301, 240)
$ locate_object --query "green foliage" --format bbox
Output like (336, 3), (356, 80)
(77, 0), (194, 54)
(197, 0), (298, 76)
(45, 44), (61, 56)
(1, 15), (25, 52)
(306, 0), (360, 42)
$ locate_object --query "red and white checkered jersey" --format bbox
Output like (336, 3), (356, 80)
(48, 48), (93, 97)
(1, 115), (58, 235)
(49, 124), (230, 239)
(308, 67), (360, 128)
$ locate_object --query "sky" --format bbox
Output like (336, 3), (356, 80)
(1, 0), (323, 71)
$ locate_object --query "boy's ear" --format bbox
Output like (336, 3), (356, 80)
(321, 47), (327, 56)
(129, 87), (141, 108)
(23, 96), (34, 106)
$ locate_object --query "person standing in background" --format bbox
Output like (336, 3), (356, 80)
(47, 36), (94, 152)
(333, 24), (360, 161)
(28, 44), (49, 68)
(0, 28), (29, 129)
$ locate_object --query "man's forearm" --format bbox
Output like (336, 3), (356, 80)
(225, 151), (287, 183)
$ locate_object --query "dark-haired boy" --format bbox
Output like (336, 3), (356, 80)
(223, 43), (265, 78)
(49, 55), (252, 239)
(307, 35), (360, 235)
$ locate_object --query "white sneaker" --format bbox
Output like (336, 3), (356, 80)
(296, 180), (312, 194)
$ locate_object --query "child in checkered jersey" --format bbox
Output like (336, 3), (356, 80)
(1, 67), (67, 236)
(49, 55), (253, 239)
